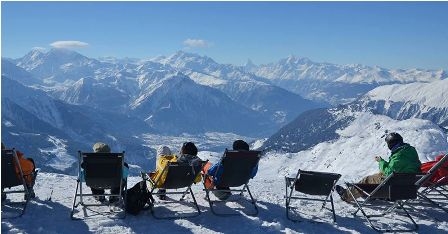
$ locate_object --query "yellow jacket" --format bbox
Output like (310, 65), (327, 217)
(151, 155), (177, 188)
(150, 154), (202, 187)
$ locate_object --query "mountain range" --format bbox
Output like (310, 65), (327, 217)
(2, 48), (447, 173)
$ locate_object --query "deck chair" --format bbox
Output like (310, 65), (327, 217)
(1, 149), (33, 219)
(203, 150), (261, 216)
(70, 151), (127, 220)
(142, 160), (207, 219)
(285, 170), (341, 222)
(346, 172), (419, 232)
(413, 153), (448, 213)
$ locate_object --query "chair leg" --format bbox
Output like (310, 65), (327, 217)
(70, 180), (80, 219)
(349, 188), (418, 232)
(418, 192), (448, 213)
(189, 187), (201, 215)
(330, 195), (336, 222)
(245, 184), (259, 216)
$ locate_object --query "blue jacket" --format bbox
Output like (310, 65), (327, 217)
(207, 158), (258, 186)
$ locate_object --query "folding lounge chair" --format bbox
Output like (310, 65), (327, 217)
(142, 160), (207, 219)
(413, 153), (448, 213)
(203, 150), (261, 216)
(346, 172), (419, 232)
(71, 151), (127, 220)
(285, 170), (341, 222)
(1, 149), (34, 219)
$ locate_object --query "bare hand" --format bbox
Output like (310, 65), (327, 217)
(374, 156), (381, 162)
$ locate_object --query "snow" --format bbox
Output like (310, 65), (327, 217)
(38, 136), (76, 171)
(365, 79), (448, 109)
(2, 113), (447, 233)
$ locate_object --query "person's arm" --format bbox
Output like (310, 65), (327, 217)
(207, 163), (218, 176)
(378, 156), (400, 176)
(251, 163), (258, 178)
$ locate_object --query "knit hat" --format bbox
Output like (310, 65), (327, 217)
(233, 140), (249, 151)
(157, 146), (172, 156)
(93, 142), (111, 153)
(181, 142), (198, 156)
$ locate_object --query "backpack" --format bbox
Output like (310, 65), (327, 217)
(126, 180), (154, 215)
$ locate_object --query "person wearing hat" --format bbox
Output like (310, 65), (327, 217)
(203, 140), (258, 200)
(335, 132), (421, 202)
(89, 142), (128, 203)
(150, 142), (203, 200)
(149, 146), (177, 200)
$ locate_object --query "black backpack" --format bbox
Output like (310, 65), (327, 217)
(126, 180), (154, 215)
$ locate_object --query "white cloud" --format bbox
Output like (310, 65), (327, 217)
(50, 41), (89, 49)
(183, 38), (211, 48)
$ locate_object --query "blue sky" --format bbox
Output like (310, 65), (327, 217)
(2, 2), (448, 70)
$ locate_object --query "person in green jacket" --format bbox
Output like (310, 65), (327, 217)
(336, 132), (421, 202)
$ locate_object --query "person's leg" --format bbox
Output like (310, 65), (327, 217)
(212, 186), (231, 200)
(109, 187), (120, 203)
(157, 189), (166, 200)
(339, 173), (384, 202)
(109, 180), (126, 203)
(91, 188), (105, 202)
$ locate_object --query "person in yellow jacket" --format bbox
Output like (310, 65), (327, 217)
(150, 143), (203, 200)
(150, 146), (177, 188)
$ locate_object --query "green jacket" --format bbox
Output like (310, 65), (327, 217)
(378, 143), (421, 176)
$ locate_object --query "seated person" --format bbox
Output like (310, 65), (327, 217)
(177, 142), (203, 173)
(86, 142), (129, 203)
(154, 142), (203, 200)
(335, 132), (421, 202)
(204, 140), (258, 200)
(149, 146), (177, 200)
(2, 142), (37, 200)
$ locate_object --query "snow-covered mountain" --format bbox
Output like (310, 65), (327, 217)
(261, 107), (355, 152)
(1, 76), (153, 173)
(261, 79), (448, 153)
(130, 73), (274, 135)
(351, 79), (448, 127)
(1, 59), (42, 86)
(152, 51), (322, 124)
(15, 48), (105, 84)
(248, 55), (447, 105)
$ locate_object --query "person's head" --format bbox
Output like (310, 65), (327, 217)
(157, 146), (172, 156)
(385, 132), (403, 150)
(233, 140), (249, 151)
(181, 142), (198, 156)
(93, 142), (111, 153)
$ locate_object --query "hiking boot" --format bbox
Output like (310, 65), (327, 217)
(157, 189), (166, 200)
(335, 185), (352, 203)
(94, 195), (106, 203)
(213, 187), (231, 200)
(335, 185), (345, 196)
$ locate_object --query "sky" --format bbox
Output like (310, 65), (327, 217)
(1, 1), (448, 70)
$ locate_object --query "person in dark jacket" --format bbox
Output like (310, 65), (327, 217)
(157, 142), (203, 200)
(336, 132), (421, 202)
(88, 142), (129, 203)
(204, 140), (258, 200)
